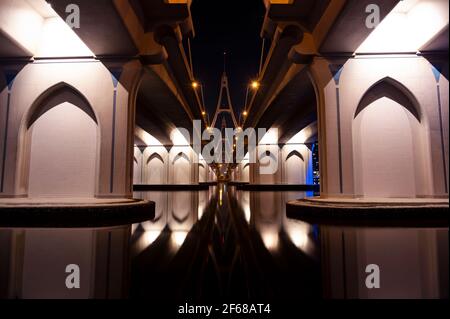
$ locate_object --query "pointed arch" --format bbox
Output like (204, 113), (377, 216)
(243, 163), (250, 169)
(26, 82), (97, 128)
(355, 77), (421, 122)
(260, 151), (277, 163)
(286, 150), (304, 162)
(18, 82), (99, 197)
(172, 152), (190, 164)
(147, 153), (165, 165)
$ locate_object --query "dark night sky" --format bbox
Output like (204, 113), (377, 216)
(189, 0), (265, 119)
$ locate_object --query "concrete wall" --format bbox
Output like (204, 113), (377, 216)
(133, 131), (200, 186)
(0, 60), (140, 199)
(311, 55), (449, 198)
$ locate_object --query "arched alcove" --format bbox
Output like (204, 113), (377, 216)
(353, 78), (429, 198)
(21, 82), (99, 198)
(172, 152), (190, 184)
(285, 150), (306, 184)
(355, 77), (421, 121)
(259, 151), (278, 184)
(133, 157), (141, 185)
(146, 153), (165, 184)
(199, 163), (206, 183)
(242, 163), (250, 183)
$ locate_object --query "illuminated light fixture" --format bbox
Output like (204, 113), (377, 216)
(192, 81), (199, 89)
(251, 81), (260, 90)
(202, 111), (206, 116)
(356, 0), (449, 53)
(243, 111), (248, 116)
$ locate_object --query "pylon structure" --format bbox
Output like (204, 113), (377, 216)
(211, 71), (239, 129)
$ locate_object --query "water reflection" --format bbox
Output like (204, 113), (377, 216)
(0, 226), (131, 299)
(320, 226), (448, 299)
(130, 187), (321, 301)
(0, 187), (447, 300)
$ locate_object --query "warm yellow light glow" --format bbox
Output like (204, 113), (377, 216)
(356, 0), (449, 53)
(192, 81), (199, 89)
(243, 111), (248, 116)
(171, 231), (188, 248)
(251, 81), (260, 90)
(202, 111), (206, 116)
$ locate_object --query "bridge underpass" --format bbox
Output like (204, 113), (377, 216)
(0, 0), (448, 302)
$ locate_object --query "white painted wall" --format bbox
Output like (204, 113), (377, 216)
(312, 55), (448, 198)
(28, 103), (97, 198)
(354, 98), (416, 197)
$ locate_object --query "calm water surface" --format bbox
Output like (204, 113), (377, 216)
(0, 186), (448, 299)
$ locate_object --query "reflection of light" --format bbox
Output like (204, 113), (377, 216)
(243, 205), (251, 223)
(143, 230), (162, 247)
(261, 231), (279, 252)
(356, 0), (449, 53)
(131, 223), (138, 235)
(171, 231), (188, 248)
(219, 189), (223, 206)
(289, 229), (308, 249)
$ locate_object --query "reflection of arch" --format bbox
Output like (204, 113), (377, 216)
(147, 153), (164, 165)
(355, 77), (421, 122)
(172, 152), (190, 164)
(286, 150), (304, 162)
(199, 163), (205, 169)
(19, 82), (99, 197)
(243, 163), (250, 169)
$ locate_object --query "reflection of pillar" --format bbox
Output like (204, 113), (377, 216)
(3, 227), (130, 299)
(320, 227), (448, 299)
